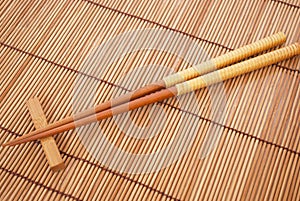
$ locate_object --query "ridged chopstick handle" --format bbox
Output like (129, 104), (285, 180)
(211, 32), (287, 67)
(163, 32), (286, 87)
(176, 43), (300, 95)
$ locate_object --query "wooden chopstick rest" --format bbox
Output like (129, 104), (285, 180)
(27, 97), (65, 171)
(12, 32), (287, 141)
(5, 42), (299, 146)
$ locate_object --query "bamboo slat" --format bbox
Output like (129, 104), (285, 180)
(0, 0), (299, 200)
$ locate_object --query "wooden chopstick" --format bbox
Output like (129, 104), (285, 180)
(3, 32), (286, 143)
(3, 42), (299, 146)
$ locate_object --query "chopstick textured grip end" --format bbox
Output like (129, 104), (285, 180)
(212, 32), (287, 67)
(163, 32), (286, 88)
(163, 61), (215, 88)
(176, 43), (299, 95)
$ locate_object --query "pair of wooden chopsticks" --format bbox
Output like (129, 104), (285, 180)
(3, 32), (300, 146)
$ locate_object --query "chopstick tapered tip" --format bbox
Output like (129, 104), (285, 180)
(2, 138), (24, 147)
(2, 142), (11, 147)
(2, 133), (40, 147)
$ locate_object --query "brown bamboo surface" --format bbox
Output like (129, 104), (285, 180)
(0, 0), (299, 201)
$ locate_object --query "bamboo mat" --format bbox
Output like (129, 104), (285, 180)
(0, 0), (299, 200)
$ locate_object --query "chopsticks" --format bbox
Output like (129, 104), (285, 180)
(3, 42), (299, 146)
(2, 32), (286, 145)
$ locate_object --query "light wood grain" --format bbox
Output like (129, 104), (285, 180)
(27, 97), (65, 172)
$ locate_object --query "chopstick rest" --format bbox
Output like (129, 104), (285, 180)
(13, 32), (287, 140)
(27, 97), (65, 171)
(4, 42), (299, 146)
